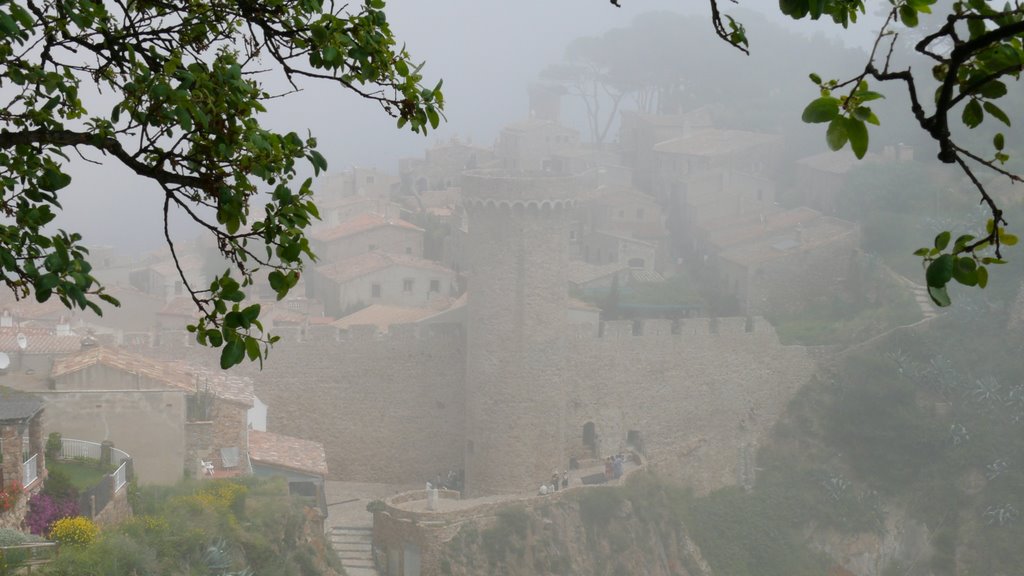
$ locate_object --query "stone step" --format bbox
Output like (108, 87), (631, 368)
(343, 567), (380, 576)
(329, 525), (378, 575)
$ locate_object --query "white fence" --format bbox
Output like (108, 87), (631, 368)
(60, 438), (102, 461)
(59, 438), (132, 494)
(113, 461), (128, 493)
(22, 453), (38, 486)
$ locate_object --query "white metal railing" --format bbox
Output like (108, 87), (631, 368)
(60, 438), (103, 461)
(113, 461), (128, 493)
(23, 453), (38, 486)
(111, 447), (130, 467)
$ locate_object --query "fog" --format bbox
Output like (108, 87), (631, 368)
(3, 2), (1024, 576)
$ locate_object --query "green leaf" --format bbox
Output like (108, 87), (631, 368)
(934, 231), (951, 251)
(976, 266), (989, 288)
(826, 117), (848, 151)
(1001, 233), (1018, 246)
(899, 4), (919, 27)
(926, 253), (954, 287)
(952, 256), (977, 286)
(927, 284), (951, 307)
(220, 338), (245, 369)
(245, 337), (261, 362)
(801, 97), (840, 123)
(994, 133), (1005, 151)
(962, 99), (983, 128)
(983, 101), (1011, 126)
(847, 118), (869, 159)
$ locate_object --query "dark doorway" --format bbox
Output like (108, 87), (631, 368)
(583, 422), (597, 456)
(627, 430), (644, 454)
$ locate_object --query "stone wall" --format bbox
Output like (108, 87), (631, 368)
(93, 484), (132, 528)
(39, 390), (186, 484)
(210, 313), (813, 500)
(566, 317), (814, 494)
(233, 324), (467, 485)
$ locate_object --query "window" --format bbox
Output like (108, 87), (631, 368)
(371, 283), (382, 298)
(366, 175), (375, 184)
(636, 208), (645, 219)
(569, 230), (576, 240)
(405, 247), (412, 255)
(368, 243), (378, 251)
(403, 278), (414, 292)
(430, 279), (440, 293)
(628, 258), (645, 269)
(618, 210), (625, 218)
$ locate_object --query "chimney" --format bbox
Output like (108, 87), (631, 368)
(56, 316), (71, 337)
(0, 309), (11, 328)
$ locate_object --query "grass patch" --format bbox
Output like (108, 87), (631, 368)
(48, 460), (108, 491)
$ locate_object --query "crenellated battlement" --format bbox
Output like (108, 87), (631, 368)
(460, 169), (591, 211)
(571, 316), (783, 343)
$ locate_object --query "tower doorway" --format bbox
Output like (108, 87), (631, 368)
(583, 422), (597, 457)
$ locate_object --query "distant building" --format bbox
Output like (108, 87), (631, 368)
(310, 252), (457, 317)
(310, 213), (425, 262)
(496, 119), (580, 172)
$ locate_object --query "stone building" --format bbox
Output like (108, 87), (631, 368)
(310, 213), (424, 262)
(309, 252), (457, 318)
(204, 169), (818, 499)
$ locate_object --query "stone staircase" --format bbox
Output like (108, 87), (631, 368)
(909, 283), (939, 319)
(329, 526), (378, 576)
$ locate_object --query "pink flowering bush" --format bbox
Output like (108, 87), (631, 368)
(25, 492), (79, 536)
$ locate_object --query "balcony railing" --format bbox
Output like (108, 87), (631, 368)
(59, 438), (102, 461)
(22, 453), (38, 487)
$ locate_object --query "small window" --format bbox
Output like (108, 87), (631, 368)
(618, 210), (625, 218)
(403, 278), (414, 292)
(569, 230), (576, 240)
(371, 283), (382, 298)
(636, 208), (645, 219)
(430, 279), (441, 293)
(628, 258), (645, 269)
(368, 244), (378, 251)
(366, 175), (375, 184)
(405, 247), (412, 255)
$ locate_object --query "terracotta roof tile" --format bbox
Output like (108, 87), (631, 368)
(0, 327), (82, 355)
(653, 129), (782, 157)
(51, 347), (254, 406)
(248, 430), (328, 477)
(332, 305), (440, 331)
(312, 213), (422, 243)
(315, 252), (452, 285)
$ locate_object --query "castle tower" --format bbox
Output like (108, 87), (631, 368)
(461, 171), (580, 496)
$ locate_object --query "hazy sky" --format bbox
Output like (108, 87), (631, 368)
(52, 1), (883, 255)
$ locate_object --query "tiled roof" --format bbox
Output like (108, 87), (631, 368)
(0, 327), (82, 355)
(0, 297), (71, 321)
(796, 150), (883, 174)
(315, 252), (452, 285)
(718, 216), (858, 268)
(566, 261), (627, 286)
(653, 129), (782, 157)
(0, 386), (44, 422)
(312, 213), (422, 243)
(157, 296), (202, 320)
(701, 207), (823, 251)
(147, 252), (205, 278)
(248, 430), (328, 477)
(51, 347), (254, 406)
(332, 305), (441, 331)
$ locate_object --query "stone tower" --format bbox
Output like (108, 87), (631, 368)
(461, 170), (579, 496)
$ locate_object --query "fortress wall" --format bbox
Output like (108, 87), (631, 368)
(566, 317), (815, 494)
(229, 323), (467, 484)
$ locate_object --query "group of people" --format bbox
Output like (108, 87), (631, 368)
(538, 470), (569, 495)
(604, 454), (625, 481)
(427, 469), (463, 492)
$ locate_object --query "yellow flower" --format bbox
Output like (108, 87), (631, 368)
(49, 516), (99, 546)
